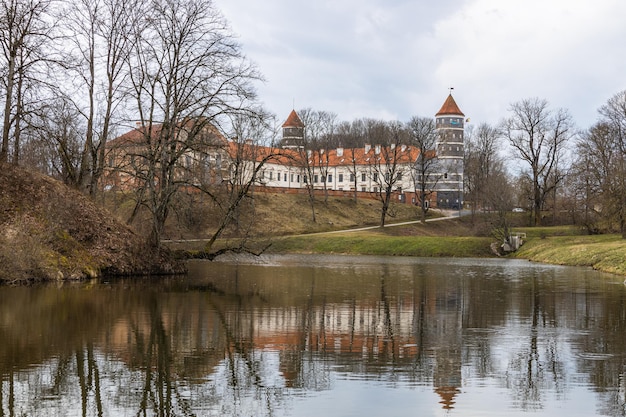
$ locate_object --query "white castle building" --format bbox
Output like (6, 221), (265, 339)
(105, 94), (466, 209)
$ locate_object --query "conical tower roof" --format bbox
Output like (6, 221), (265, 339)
(436, 94), (464, 117)
(282, 109), (305, 128)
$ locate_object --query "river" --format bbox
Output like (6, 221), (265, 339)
(0, 254), (625, 416)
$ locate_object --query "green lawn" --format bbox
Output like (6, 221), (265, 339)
(268, 232), (494, 258)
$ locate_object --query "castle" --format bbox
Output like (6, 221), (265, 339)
(260, 94), (465, 209)
(104, 94), (465, 209)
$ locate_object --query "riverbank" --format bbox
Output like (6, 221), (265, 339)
(4, 160), (625, 281)
(264, 224), (626, 277)
(510, 229), (626, 276)
(265, 229), (494, 258)
(0, 163), (183, 282)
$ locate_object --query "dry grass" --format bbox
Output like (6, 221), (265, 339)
(0, 163), (183, 281)
(250, 192), (423, 236)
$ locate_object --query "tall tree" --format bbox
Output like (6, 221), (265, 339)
(367, 120), (408, 227)
(573, 90), (626, 237)
(0, 0), (54, 164)
(598, 90), (626, 238)
(125, 0), (262, 248)
(502, 98), (574, 226)
(292, 108), (336, 221)
(200, 112), (280, 255)
(572, 123), (613, 233)
(464, 122), (502, 220)
(406, 116), (439, 223)
(336, 119), (366, 202)
(310, 111), (336, 203)
(62, 0), (135, 195)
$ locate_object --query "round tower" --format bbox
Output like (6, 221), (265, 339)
(281, 109), (305, 149)
(435, 94), (465, 210)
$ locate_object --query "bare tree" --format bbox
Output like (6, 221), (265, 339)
(367, 120), (408, 227)
(406, 116), (439, 223)
(572, 91), (626, 236)
(485, 168), (515, 252)
(0, 0), (54, 164)
(464, 122), (502, 220)
(35, 98), (86, 183)
(501, 98), (574, 226)
(597, 90), (626, 237)
(292, 108), (326, 222)
(571, 123), (612, 232)
(297, 110), (338, 205)
(199, 113), (280, 255)
(336, 119), (366, 202)
(61, 0), (135, 195)
(124, 0), (262, 248)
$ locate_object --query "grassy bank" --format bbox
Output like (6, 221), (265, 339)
(266, 225), (626, 276)
(157, 190), (626, 277)
(267, 232), (494, 257)
(511, 230), (626, 276)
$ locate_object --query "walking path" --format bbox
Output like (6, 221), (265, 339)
(162, 210), (462, 243)
(302, 211), (460, 236)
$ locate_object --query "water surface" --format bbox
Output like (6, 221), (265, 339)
(0, 255), (625, 416)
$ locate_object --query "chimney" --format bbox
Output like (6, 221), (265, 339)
(365, 144), (371, 153)
(337, 147), (343, 157)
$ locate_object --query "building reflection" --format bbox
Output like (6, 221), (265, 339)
(0, 258), (625, 416)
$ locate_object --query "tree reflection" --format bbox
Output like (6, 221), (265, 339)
(0, 259), (626, 416)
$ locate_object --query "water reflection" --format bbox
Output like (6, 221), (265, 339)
(0, 255), (625, 416)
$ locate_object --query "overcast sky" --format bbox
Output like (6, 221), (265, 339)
(215, 0), (626, 130)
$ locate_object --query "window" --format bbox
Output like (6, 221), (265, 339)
(328, 174), (332, 182)
(373, 173), (378, 182)
(314, 175), (318, 183)
(361, 173), (366, 182)
(373, 187), (378, 193)
(361, 186), (366, 192)
(297, 175), (300, 183)
(269, 171), (273, 180)
(385, 173), (390, 181)
(397, 172), (402, 181)
(350, 173), (355, 182)
(338, 173), (344, 182)
(290, 174), (294, 182)
(277, 172), (281, 181)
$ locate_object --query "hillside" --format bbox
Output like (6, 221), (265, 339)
(0, 163), (182, 282)
(153, 191), (432, 241)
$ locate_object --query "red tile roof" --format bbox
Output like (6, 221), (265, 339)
(436, 94), (464, 117)
(282, 110), (305, 128)
(107, 121), (227, 148)
(240, 143), (421, 167)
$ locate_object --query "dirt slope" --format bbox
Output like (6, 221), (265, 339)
(0, 163), (181, 282)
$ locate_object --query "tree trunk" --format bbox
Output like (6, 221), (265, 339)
(1, 56), (16, 163)
(307, 185), (316, 223)
(380, 189), (391, 227)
